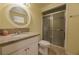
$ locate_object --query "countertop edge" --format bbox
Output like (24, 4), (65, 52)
(0, 33), (40, 46)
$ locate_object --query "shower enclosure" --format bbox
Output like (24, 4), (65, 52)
(43, 10), (65, 47)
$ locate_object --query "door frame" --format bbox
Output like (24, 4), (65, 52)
(42, 4), (67, 48)
(64, 4), (68, 49)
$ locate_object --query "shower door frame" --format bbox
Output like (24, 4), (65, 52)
(43, 10), (67, 47)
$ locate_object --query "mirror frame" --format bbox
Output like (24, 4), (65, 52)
(6, 4), (31, 28)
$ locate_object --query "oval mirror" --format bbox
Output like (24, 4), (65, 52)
(6, 4), (31, 28)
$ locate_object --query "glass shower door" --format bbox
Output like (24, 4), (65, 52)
(52, 11), (65, 47)
(43, 16), (52, 42)
(43, 11), (65, 47)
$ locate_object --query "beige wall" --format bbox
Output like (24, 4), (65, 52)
(0, 4), (15, 29)
(28, 4), (42, 35)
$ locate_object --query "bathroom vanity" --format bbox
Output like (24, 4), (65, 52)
(0, 4), (40, 55)
(0, 32), (40, 55)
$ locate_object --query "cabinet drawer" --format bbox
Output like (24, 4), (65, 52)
(26, 36), (40, 44)
(1, 36), (40, 54)
(2, 39), (29, 54)
(10, 48), (27, 55)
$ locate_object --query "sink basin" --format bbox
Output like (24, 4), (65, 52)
(0, 32), (29, 43)
(0, 32), (39, 44)
(10, 32), (28, 36)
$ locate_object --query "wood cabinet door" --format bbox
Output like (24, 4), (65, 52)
(10, 36), (39, 55)
(10, 48), (28, 55)
(1, 35), (40, 55)
(11, 42), (38, 55)
(27, 42), (38, 55)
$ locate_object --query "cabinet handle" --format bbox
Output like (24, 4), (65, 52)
(27, 48), (29, 49)
(25, 49), (27, 51)
(25, 49), (28, 55)
(25, 48), (29, 51)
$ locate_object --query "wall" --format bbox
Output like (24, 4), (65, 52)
(0, 4), (15, 29)
(28, 4), (42, 36)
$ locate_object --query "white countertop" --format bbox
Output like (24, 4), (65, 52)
(0, 32), (40, 45)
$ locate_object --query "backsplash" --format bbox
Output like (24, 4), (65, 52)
(0, 28), (29, 36)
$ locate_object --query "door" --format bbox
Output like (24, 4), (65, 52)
(52, 11), (65, 47)
(43, 11), (65, 47)
(27, 42), (38, 55)
(43, 16), (52, 42)
(66, 4), (79, 54)
(11, 42), (38, 55)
